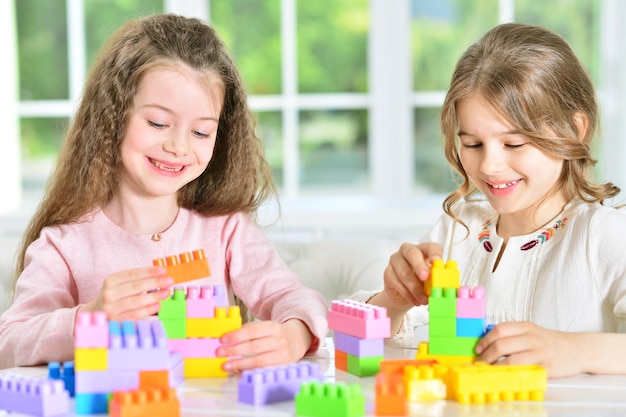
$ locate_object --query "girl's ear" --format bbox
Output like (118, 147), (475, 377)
(573, 112), (589, 140)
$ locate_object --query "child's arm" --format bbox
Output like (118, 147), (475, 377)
(217, 318), (313, 372)
(475, 321), (626, 378)
(366, 242), (443, 334)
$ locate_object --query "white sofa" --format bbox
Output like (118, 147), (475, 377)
(0, 236), (399, 316)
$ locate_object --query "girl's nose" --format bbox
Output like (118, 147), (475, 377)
(479, 146), (506, 175)
(163, 132), (189, 156)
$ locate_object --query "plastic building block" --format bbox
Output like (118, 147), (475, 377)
(425, 259), (460, 295)
(167, 352), (184, 388)
(139, 370), (169, 389)
(74, 311), (109, 348)
(335, 349), (348, 372)
(428, 287), (457, 317)
(346, 353), (383, 377)
(186, 285), (216, 318)
(456, 318), (486, 337)
(109, 387), (180, 417)
(295, 382), (365, 417)
(334, 331), (384, 357)
(75, 392), (109, 415)
(75, 369), (138, 393)
(415, 342), (474, 366)
(456, 286), (486, 318)
(448, 362), (547, 404)
(186, 306), (242, 338)
(158, 287), (187, 320)
(48, 361), (75, 397)
(379, 359), (438, 376)
(0, 374), (70, 417)
(108, 319), (170, 370)
(153, 249), (210, 284)
(183, 357), (227, 377)
(429, 336), (479, 357)
(74, 348), (108, 371)
(238, 362), (323, 406)
(328, 299), (390, 340)
(403, 365), (446, 402)
(167, 337), (222, 358)
(429, 316), (456, 337)
(374, 372), (407, 416)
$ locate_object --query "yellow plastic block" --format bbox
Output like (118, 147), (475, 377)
(415, 341), (475, 367)
(403, 365), (446, 402)
(425, 259), (460, 295)
(74, 347), (108, 371)
(448, 362), (547, 404)
(186, 306), (242, 338)
(183, 357), (227, 377)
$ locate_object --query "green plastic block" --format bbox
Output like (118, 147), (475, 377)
(428, 287), (456, 317)
(160, 319), (186, 339)
(429, 336), (479, 356)
(347, 353), (383, 377)
(295, 382), (365, 417)
(158, 288), (187, 319)
(429, 316), (456, 337)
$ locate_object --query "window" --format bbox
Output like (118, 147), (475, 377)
(5, 0), (626, 239)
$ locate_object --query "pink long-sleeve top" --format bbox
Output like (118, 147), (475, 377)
(0, 208), (328, 369)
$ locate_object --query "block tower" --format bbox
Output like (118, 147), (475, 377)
(328, 299), (390, 377)
(158, 284), (242, 377)
(417, 259), (487, 365)
(73, 311), (182, 415)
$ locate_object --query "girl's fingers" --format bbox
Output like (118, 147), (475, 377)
(223, 350), (289, 372)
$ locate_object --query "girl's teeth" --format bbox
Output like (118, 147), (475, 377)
(153, 160), (182, 172)
(492, 180), (517, 189)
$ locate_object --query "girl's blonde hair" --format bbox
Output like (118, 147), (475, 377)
(16, 14), (275, 278)
(440, 23), (619, 226)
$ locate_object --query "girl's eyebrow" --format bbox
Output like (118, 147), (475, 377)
(140, 103), (219, 122)
(457, 129), (521, 136)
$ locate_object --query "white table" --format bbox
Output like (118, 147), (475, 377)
(4, 337), (626, 416)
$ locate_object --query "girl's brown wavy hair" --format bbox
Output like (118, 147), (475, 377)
(15, 14), (276, 278)
(440, 23), (619, 231)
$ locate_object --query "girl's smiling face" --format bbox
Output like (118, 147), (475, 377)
(119, 65), (224, 199)
(457, 93), (567, 231)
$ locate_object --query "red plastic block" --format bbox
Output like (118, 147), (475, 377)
(456, 286), (486, 318)
(153, 249), (210, 284)
(238, 361), (323, 406)
(374, 372), (407, 416)
(0, 374), (70, 417)
(328, 299), (390, 340)
(109, 387), (180, 417)
(74, 311), (109, 348)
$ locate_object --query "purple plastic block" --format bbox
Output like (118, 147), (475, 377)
(168, 352), (184, 388)
(0, 374), (70, 416)
(456, 286), (486, 318)
(186, 286), (215, 318)
(75, 369), (139, 393)
(238, 361), (323, 406)
(74, 311), (108, 348)
(213, 284), (228, 307)
(108, 319), (170, 370)
(333, 331), (384, 357)
(168, 337), (223, 358)
(328, 299), (391, 340)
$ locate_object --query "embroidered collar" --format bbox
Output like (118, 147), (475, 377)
(478, 217), (568, 252)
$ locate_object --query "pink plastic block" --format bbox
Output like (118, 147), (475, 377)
(167, 337), (223, 358)
(186, 286), (216, 318)
(328, 299), (391, 340)
(0, 374), (70, 416)
(108, 319), (170, 370)
(456, 286), (486, 318)
(238, 361), (323, 406)
(75, 370), (139, 394)
(74, 311), (109, 348)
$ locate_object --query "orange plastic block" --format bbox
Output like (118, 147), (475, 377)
(375, 372), (407, 416)
(153, 249), (210, 284)
(110, 387), (180, 417)
(335, 349), (348, 372)
(379, 359), (438, 376)
(425, 259), (460, 295)
(448, 362), (547, 404)
(186, 306), (242, 338)
(139, 370), (169, 389)
(415, 341), (474, 367)
(403, 365), (446, 402)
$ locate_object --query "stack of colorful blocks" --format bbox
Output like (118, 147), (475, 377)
(329, 299), (390, 377)
(0, 373), (70, 416)
(158, 284), (242, 377)
(73, 311), (183, 414)
(417, 259), (487, 364)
